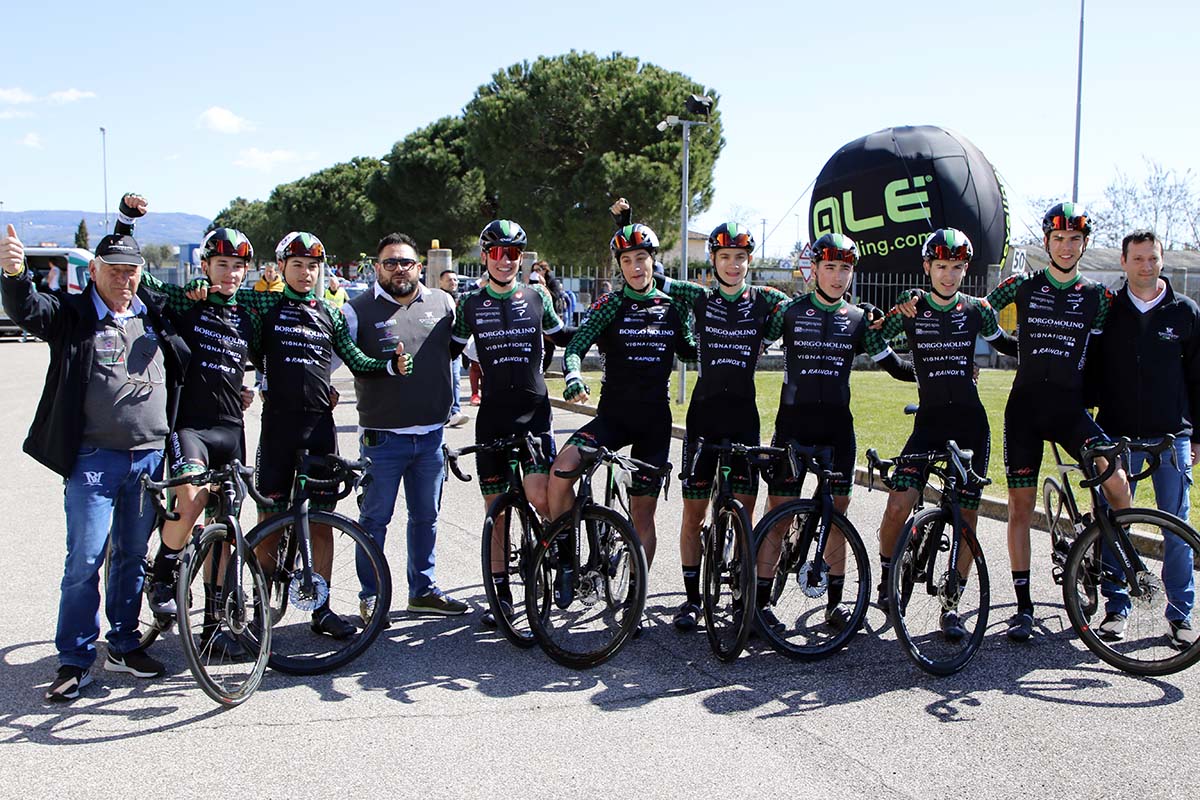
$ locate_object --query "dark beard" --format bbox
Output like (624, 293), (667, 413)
(386, 279), (418, 299)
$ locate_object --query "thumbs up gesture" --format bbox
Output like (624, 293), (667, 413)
(2, 224), (25, 276)
(393, 341), (414, 376)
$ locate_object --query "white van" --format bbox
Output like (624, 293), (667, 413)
(0, 246), (92, 334)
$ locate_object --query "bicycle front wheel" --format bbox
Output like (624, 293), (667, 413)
(889, 507), (990, 676)
(752, 500), (870, 660)
(527, 506), (647, 668)
(702, 498), (755, 662)
(1062, 509), (1200, 676)
(481, 494), (545, 648)
(133, 527), (173, 648)
(247, 511), (392, 676)
(176, 525), (271, 706)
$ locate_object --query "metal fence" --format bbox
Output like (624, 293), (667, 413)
(850, 271), (990, 311)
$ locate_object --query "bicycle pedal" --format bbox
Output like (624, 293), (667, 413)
(1051, 565), (1065, 586)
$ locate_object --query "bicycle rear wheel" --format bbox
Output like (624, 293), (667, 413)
(753, 500), (870, 660)
(176, 525), (271, 706)
(481, 495), (546, 648)
(889, 507), (990, 676)
(248, 511), (392, 676)
(1062, 509), (1200, 676)
(1043, 476), (1094, 613)
(131, 527), (173, 648)
(527, 506), (647, 668)
(702, 498), (755, 662)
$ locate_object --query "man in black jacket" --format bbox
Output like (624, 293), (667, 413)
(1088, 229), (1200, 649)
(1, 222), (190, 702)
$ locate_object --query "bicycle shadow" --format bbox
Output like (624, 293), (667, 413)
(0, 640), (226, 746)
(695, 599), (1187, 722)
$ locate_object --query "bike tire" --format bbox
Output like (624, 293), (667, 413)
(1061, 509), (1200, 676)
(702, 498), (755, 662)
(752, 500), (871, 660)
(889, 507), (990, 676)
(246, 511), (392, 676)
(1043, 476), (1096, 617)
(176, 524), (272, 706)
(130, 527), (172, 648)
(480, 494), (545, 649)
(526, 506), (647, 669)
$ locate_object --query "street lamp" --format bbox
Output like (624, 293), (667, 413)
(657, 94), (712, 404)
(1071, 0), (1085, 203)
(99, 127), (108, 232)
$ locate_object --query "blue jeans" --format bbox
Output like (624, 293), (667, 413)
(357, 428), (445, 599)
(1104, 435), (1195, 621)
(59, 447), (164, 669)
(449, 357), (463, 415)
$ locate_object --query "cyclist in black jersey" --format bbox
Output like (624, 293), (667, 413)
(658, 221), (790, 631)
(189, 230), (410, 638)
(449, 220), (575, 626)
(757, 232), (916, 631)
(549, 223), (696, 570)
(896, 203), (1134, 641)
(868, 229), (1007, 635)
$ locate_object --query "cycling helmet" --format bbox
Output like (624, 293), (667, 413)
(479, 219), (528, 250)
(275, 231), (326, 263)
(707, 222), (755, 253)
(922, 228), (974, 262)
(811, 232), (859, 266)
(610, 223), (659, 258)
(1042, 201), (1093, 237)
(201, 227), (253, 261)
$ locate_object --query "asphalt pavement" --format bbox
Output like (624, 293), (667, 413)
(0, 340), (1194, 799)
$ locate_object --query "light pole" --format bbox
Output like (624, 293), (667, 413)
(1072, 0), (1085, 203)
(794, 213), (800, 252)
(100, 126), (108, 232)
(761, 218), (768, 259)
(657, 94), (712, 404)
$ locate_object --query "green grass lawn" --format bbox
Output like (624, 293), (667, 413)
(548, 368), (1194, 510)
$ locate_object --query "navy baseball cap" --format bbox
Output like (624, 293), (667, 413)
(94, 234), (145, 266)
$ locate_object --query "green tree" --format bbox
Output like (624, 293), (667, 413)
(463, 50), (724, 273)
(74, 218), (89, 249)
(210, 197), (274, 262)
(368, 116), (489, 253)
(264, 157), (383, 263)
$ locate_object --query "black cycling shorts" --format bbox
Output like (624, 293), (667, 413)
(681, 395), (760, 501)
(168, 422), (245, 478)
(1004, 384), (1107, 489)
(769, 404), (856, 497)
(895, 403), (990, 510)
(475, 394), (557, 496)
(256, 410), (339, 512)
(565, 404), (672, 497)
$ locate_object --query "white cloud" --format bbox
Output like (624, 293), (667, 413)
(0, 110), (34, 120)
(47, 88), (96, 104)
(198, 106), (255, 134)
(0, 88), (35, 104)
(234, 147), (312, 171)
(21, 132), (42, 149)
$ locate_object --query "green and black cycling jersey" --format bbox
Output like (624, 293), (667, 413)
(868, 291), (1000, 406)
(141, 272), (255, 426)
(562, 284), (696, 410)
(988, 269), (1112, 393)
(451, 282), (570, 404)
(662, 278), (789, 403)
(769, 292), (914, 407)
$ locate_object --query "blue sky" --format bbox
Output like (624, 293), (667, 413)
(3, 0), (1196, 255)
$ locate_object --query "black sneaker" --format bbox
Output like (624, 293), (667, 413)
(148, 580), (178, 616)
(407, 587), (469, 616)
(876, 583), (890, 614)
(1006, 612), (1035, 642)
(757, 606), (785, 637)
(940, 610), (967, 642)
(45, 665), (93, 703)
(481, 600), (514, 629)
(104, 646), (165, 678)
(672, 601), (701, 632)
(310, 608), (356, 640)
(1098, 611), (1127, 641)
(201, 628), (249, 660)
(1168, 619), (1197, 651)
(825, 604), (853, 632)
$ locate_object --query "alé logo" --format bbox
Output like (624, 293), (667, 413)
(812, 176), (932, 235)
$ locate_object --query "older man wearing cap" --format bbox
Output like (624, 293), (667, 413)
(0, 213), (190, 703)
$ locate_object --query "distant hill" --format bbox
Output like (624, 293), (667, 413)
(0, 210), (211, 249)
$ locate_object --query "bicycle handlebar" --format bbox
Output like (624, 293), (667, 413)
(443, 433), (544, 484)
(295, 452), (371, 500)
(1079, 435), (1175, 489)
